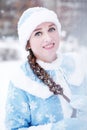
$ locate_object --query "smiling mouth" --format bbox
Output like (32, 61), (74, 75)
(43, 43), (55, 49)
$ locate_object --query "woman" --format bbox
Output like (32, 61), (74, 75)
(5, 7), (87, 130)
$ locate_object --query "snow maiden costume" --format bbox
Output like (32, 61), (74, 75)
(5, 7), (87, 130)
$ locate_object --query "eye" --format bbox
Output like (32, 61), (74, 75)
(34, 31), (42, 36)
(49, 27), (56, 32)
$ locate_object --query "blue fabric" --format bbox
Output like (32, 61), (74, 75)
(51, 118), (87, 130)
(5, 53), (87, 130)
(6, 82), (63, 129)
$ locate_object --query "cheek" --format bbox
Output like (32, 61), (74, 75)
(30, 40), (41, 54)
(57, 38), (60, 46)
(55, 35), (60, 46)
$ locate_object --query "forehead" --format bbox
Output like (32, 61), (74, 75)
(32, 22), (57, 33)
(34, 22), (56, 30)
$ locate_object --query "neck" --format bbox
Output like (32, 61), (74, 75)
(37, 54), (58, 63)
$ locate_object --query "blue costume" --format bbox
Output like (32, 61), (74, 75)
(5, 52), (87, 130)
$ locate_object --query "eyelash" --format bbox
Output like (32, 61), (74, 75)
(35, 31), (42, 36)
(49, 27), (56, 32)
(34, 27), (56, 36)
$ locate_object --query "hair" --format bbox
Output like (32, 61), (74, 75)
(27, 49), (77, 117)
(27, 49), (63, 95)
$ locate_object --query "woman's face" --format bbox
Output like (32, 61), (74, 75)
(28, 22), (60, 63)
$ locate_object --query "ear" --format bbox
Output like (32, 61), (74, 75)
(26, 40), (30, 51)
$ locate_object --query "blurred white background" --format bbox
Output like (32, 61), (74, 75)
(0, 0), (87, 129)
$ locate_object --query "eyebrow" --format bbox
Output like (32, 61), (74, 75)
(33, 23), (56, 32)
(33, 28), (42, 32)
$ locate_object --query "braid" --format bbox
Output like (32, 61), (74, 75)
(27, 49), (63, 95)
(27, 49), (77, 117)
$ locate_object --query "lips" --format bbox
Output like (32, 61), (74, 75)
(43, 43), (55, 49)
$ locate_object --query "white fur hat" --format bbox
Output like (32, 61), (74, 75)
(18, 7), (61, 48)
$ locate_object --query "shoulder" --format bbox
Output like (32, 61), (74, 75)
(61, 52), (86, 86)
(61, 52), (76, 74)
(9, 60), (53, 99)
(11, 60), (34, 80)
(10, 60), (36, 87)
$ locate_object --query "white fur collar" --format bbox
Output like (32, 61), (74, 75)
(11, 52), (86, 99)
(37, 52), (62, 70)
(67, 52), (86, 85)
(37, 52), (85, 86)
(11, 66), (53, 99)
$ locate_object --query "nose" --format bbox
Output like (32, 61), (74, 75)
(43, 33), (52, 43)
